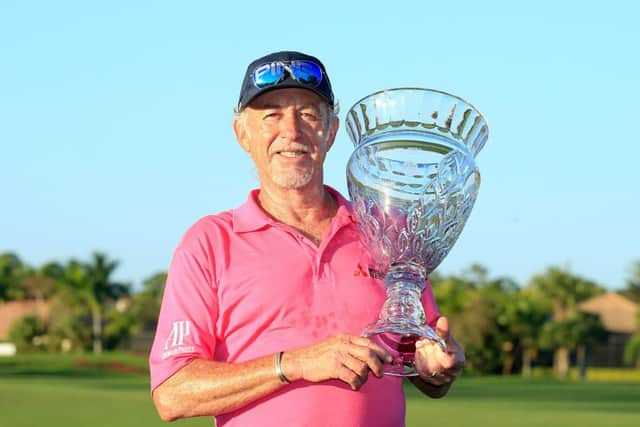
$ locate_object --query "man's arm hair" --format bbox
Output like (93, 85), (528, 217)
(152, 355), (285, 421)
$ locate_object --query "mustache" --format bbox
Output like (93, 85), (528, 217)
(271, 142), (310, 154)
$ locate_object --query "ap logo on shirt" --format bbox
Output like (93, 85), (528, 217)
(162, 320), (195, 359)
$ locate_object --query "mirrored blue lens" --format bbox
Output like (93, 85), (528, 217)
(290, 61), (323, 86)
(252, 62), (285, 88)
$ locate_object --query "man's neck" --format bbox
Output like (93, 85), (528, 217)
(257, 184), (338, 244)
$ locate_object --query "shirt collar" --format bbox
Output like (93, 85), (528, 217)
(232, 185), (355, 233)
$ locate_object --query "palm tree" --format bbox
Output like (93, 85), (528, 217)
(539, 312), (605, 379)
(0, 252), (29, 301)
(59, 253), (129, 354)
(530, 267), (603, 377)
(84, 252), (129, 353)
(624, 304), (640, 367)
(621, 259), (640, 302)
(499, 289), (549, 376)
(111, 271), (167, 339)
(571, 313), (606, 379)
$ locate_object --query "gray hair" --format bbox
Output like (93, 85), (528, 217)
(234, 100), (339, 131)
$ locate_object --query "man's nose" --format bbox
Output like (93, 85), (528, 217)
(279, 111), (302, 140)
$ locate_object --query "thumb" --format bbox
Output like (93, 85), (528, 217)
(435, 316), (450, 342)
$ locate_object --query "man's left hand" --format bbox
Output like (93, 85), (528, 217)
(414, 316), (465, 387)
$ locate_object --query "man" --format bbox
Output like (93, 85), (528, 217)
(149, 51), (465, 427)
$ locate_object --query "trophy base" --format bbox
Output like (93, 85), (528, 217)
(363, 320), (446, 377)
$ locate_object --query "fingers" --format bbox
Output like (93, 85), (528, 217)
(417, 359), (458, 386)
(345, 335), (391, 378)
(339, 352), (371, 390)
(345, 345), (384, 378)
(294, 334), (395, 389)
(336, 335), (392, 388)
(416, 339), (459, 369)
(347, 336), (393, 366)
(414, 328), (465, 385)
(415, 340), (445, 377)
(435, 316), (450, 342)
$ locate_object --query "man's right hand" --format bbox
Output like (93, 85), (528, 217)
(281, 334), (393, 390)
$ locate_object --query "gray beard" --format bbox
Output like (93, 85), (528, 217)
(272, 169), (313, 189)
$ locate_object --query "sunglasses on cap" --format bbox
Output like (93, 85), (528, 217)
(251, 60), (324, 89)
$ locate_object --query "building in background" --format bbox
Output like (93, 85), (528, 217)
(578, 292), (638, 367)
(0, 300), (50, 341)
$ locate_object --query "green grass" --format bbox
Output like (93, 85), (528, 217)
(1, 354), (639, 427)
(0, 353), (208, 427)
(406, 376), (640, 427)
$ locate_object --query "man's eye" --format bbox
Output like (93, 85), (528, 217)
(301, 112), (318, 120)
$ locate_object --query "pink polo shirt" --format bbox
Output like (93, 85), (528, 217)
(149, 187), (440, 427)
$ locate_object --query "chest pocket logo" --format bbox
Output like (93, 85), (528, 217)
(353, 262), (384, 279)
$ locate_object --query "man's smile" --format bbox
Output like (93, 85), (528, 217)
(273, 144), (310, 158)
(278, 151), (308, 158)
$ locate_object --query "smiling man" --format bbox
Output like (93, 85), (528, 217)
(149, 51), (465, 427)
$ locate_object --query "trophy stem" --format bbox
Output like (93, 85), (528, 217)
(364, 264), (446, 376)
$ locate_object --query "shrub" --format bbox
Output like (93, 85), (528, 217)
(8, 315), (47, 352)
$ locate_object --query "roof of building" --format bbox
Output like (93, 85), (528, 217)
(578, 292), (638, 334)
(0, 300), (51, 340)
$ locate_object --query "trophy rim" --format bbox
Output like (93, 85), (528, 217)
(346, 87), (489, 131)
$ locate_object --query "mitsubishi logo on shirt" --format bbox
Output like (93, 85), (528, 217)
(161, 320), (195, 360)
(353, 263), (384, 280)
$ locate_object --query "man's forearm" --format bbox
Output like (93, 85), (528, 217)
(152, 355), (285, 421)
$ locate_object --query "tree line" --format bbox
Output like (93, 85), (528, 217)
(1, 251), (639, 375)
(0, 252), (164, 356)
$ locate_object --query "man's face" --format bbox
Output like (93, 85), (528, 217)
(234, 88), (338, 190)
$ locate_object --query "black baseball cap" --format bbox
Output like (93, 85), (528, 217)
(236, 51), (335, 111)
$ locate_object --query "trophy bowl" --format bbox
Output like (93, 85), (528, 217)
(345, 88), (488, 376)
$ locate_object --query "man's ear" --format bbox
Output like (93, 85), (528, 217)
(233, 116), (251, 153)
(326, 116), (340, 151)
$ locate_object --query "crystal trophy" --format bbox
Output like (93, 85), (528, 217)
(345, 88), (488, 376)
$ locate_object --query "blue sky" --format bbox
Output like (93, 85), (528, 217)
(1, 1), (639, 290)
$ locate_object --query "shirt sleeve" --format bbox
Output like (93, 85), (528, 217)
(149, 247), (218, 393)
(421, 278), (440, 327)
